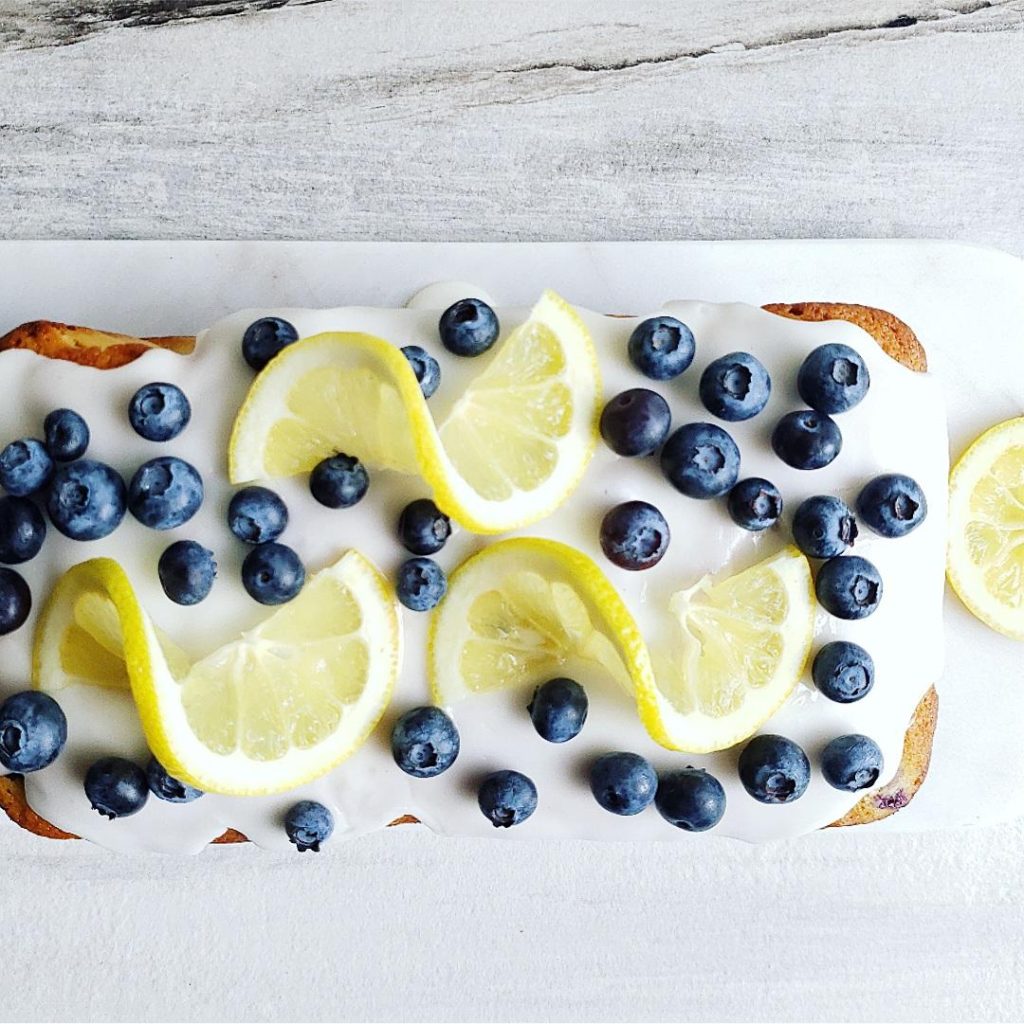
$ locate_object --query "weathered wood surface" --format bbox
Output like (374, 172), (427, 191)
(1, 1), (1022, 252)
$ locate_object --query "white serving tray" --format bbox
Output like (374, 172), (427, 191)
(1, 238), (1022, 834)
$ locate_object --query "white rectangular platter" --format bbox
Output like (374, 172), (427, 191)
(0, 238), (1022, 837)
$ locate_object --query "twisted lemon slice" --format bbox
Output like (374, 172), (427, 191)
(948, 416), (1024, 639)
(228, 291), (600, 533)
(430, 540), (813, 753)
(34, 552), (400, 795)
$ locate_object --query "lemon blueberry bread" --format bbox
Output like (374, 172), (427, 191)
(0, 287), (946, 851)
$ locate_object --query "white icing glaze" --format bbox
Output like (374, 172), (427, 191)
(0, 291), (947, 851)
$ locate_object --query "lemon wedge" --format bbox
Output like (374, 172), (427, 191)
(34, 552), (401, 795)
(430, 539), (813, 754)
(228, 290), (600, 533)
(429, 538), (652, 706)
(642, 546), (815, 753)
(948, 416), (1024, 639)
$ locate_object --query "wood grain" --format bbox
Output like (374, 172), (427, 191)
(0, 1), (1022, 252)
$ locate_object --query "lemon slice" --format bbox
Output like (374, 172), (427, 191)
(948, 416), (1024, 639)
(430, 539), (813, 754)
(644, 547), (815, 753)
(429, 538), (653, 706)
(34, 552), (401, 795)
(228, 290), (600, 533)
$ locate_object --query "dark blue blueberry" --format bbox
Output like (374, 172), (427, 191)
(589, 752), (657, 816)
(660, 422), (740, 499)
(46, 459), (127, 541)
(599, 388), (672, 457)
(396, 557), (446, 612)
(391, 706), (460, 778)
(0, 439), (53, 497)
(738, 734), (810, 804)
(812, 641), (875, 703)
(439, 299), (500, 357)
(228, 485), (288, 543)
(242, 316), (300, 372)
(820, 734), (884, 792)
(816, 555), (883, 620)
(798, 343), (870, 414)
(655, 767), (727, 832)
(0, 496), (46, 564)
(43, 408), (90, 462)
(309, 454), (369, 509)
(0, 568), (31, 635)
(158, 540), (217, 606)
(527, 678), (588, 743)
(128, 457), (203, 530)
(146, 756), (204, 803)
(0, 691), (67, 772)
(627, 316), (696, 381)
(284, 799), (334, 852)
(727, 478), (783, 531)
(699, 352), (771, 422)
(128, 383), (192, 442)
(398, 499), (451, 556)
(772, 410), (842, 470)
(600, 500), (670, 571)
(401, 345), (442, 398)
(792, 495), (858, 558)
(241, 542), (305, 605)
(857, 474), (927, 538)
(84, 756), (149, 819)
(477, 769), (537, 828)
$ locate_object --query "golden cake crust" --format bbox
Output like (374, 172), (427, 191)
(0, 300), (938, 844)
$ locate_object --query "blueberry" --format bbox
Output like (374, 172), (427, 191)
(46, 459), (127, 541)
(599, 389), (672, 457)
(527, 678), (588, 743)
(772, 410), (842, 470)
(128, 457), (203, 530)
(627, 316), (696, 380)
(0, 691), (67, 772)
(738, 734), (810, 804)
(857, 474), (927, 538)
(600, 501), (670, 570)
(727, 478), (783, 531)
(0, 439), (53, 496)
(660, 422), (740, 499)
(309, 454), (369, 509)
(396, 557), (446, 611)
(589, 752), (658, 816)
(820, 734), (884, 792)
(0, 496), (46, 564)
(439, 298), (500, 357)
(792, 495), (858, 558)
(398, 499), (451, 556)
(391, 706), (460, 778)
(84, 756), (149, 819)
(477, 769), (537, 828)
(816, 555), (883, 620)
(401, 345), (442, 398)
(43, 408), (89, 461)
(812, 641), (875, 703)
(241, 542), (305, 605)
(699, 352), (771, 422)
(243, 316), (299, 372)
(228, 485), (288, 543)
(284, 799), (334, 852)
(798, 344), (870, 414)
(146, 756), (204, 803)
(655, 767), (727, 832)
(158, 540), (217, 606)
(0, 568), (31, 635)
(128, 382), (192, 442)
